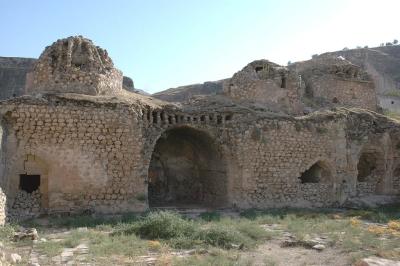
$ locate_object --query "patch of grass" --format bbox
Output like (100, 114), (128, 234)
(44, 212), (139, 229)
(346, 205), (400, 223)
(199, 211), (221, 221)
(196, 224), (246, 249)
(47, 215), (110, 228)
(173, 249), (254, 266)
(46, 228), (149, 258)
(240, 208), (333, 222)
(11, 207), (400, 264)
(36, 241), (65, 257)
(89, 233), (148, 257)
(0, 224), (16, 241)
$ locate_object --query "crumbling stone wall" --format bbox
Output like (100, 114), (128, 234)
(222, 116), (346, 207)
(224, 60), (304, 115)
(25, 36), (123, 96)
(8, 190), (41, 221)
(0, 92), (399, 220)
(0, 94), (149, 216)
(292, 57), (377, 111)
(142, 101), (400, 209)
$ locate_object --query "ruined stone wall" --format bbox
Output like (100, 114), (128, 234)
(143, 105), (400, 209)
(0, 95), (148, 217)
(308, 76), (377, 110)
(292, 56), (377, 111)
(226, 118), (345, 207)
(0, 93), (398, 220)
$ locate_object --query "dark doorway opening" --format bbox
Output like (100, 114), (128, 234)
(255, 66), (263, 72)
(148, 127), (228, 208)
(299, 161), (332, 184)
(281, 77), (287, 88)
(19, 174), (40, 193)
(357, 152), (379, 182)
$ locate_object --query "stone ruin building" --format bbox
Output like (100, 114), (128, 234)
(0, 36), (399, 224)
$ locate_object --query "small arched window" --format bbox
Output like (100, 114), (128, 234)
(299, 161), (332, 183)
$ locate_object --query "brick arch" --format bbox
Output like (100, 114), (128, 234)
(145, 125), (229, 208)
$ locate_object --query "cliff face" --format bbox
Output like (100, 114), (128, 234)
(0, 57), (36, 100)
(152, 79), (227, 102)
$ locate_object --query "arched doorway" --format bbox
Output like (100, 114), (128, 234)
(9, 154), (49, 219)
(148, 127), (228, 208)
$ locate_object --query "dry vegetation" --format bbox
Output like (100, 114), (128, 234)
(1, 206), (400, 265)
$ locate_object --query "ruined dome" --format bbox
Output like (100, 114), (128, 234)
(223, 59), (303, 114)
(25, 36), (123, 96)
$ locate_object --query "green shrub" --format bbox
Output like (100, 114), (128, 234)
(118, 211), (195, 239)
(136, 193), (147, 202)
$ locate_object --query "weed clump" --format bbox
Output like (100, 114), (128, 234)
(116, 211), (196, 239)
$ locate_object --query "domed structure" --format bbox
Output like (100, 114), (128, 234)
(223, 59), (304, 114)
(25, 36), (123, 95)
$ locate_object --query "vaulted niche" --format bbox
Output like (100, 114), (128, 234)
(357, 149), (384, 182)
(148, 127), (228, 208)
(299, 161), (332, 184)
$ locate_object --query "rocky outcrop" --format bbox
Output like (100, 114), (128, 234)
(122, 76), (134, 91)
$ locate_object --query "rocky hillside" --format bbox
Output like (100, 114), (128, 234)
(152, 79), (227, 102)
(316, 46), (400, 95)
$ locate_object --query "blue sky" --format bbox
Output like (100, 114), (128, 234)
(0, 0), (399, 93)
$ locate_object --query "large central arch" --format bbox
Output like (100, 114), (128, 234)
(148, 126), (228, 208)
